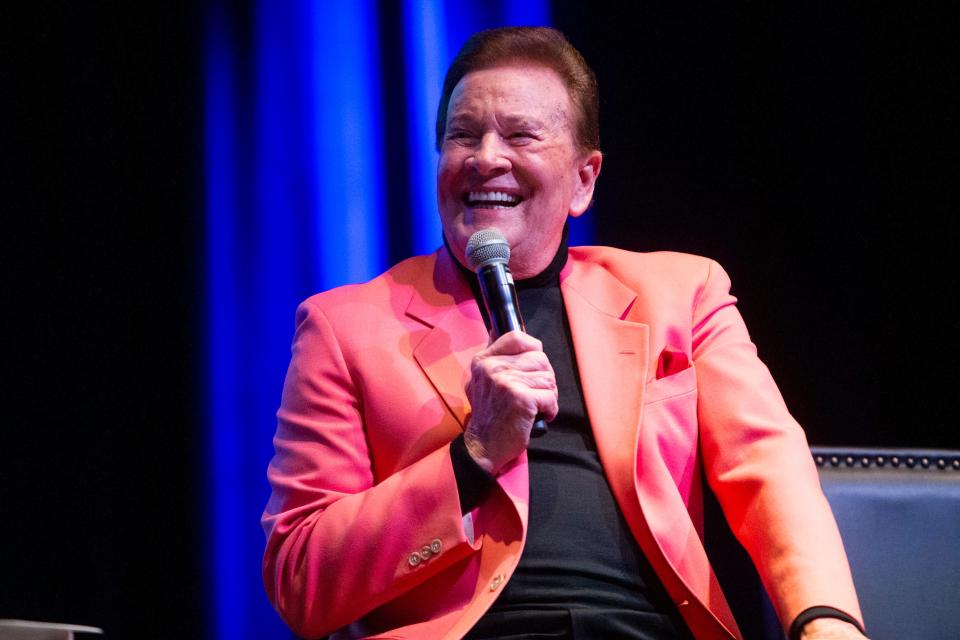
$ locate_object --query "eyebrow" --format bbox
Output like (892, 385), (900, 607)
(447, 112), (549, 130)
(499, 114), (548, 130)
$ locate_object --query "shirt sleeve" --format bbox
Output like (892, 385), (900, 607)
(450, 433), (498, 513)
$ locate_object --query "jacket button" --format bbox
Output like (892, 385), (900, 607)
(420, 545), (433, 559)
(408, 553), (421, 567)
(430, 538), (442, 554)
(489, 574), (504, 591)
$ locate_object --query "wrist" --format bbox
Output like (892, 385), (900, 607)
(463, 432), (498, 475)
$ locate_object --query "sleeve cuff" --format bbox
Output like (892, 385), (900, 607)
(450, 434), (497, 514)
(789, 606), (865, 640)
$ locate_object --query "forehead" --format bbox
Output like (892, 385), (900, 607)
(447, 65), (572, 125)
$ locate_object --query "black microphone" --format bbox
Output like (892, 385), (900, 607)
(466, 228), (548, 438)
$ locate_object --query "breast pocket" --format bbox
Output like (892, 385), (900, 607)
(644, 365), (698, 405)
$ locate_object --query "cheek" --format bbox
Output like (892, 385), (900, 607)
(436, 156), (460, 193)
(436, 163), (462, 220)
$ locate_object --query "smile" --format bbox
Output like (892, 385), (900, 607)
(463, 191), (522, 208)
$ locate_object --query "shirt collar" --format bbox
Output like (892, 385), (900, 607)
(444, 223), (569, 292)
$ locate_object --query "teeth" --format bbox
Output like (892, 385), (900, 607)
(467, 191), (520, 205)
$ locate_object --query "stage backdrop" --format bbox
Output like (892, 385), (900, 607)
(38, 3), (952, 639)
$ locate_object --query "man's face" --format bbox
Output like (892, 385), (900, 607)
(437, 65), (601, 278)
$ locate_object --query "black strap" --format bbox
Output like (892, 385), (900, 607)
(789, 606), (865, 640)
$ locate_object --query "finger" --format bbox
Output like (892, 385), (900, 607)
(485, 330), (543, 356)
(502, 377), (558, 410)
(534, 387), (560, 422)
(501, 369), (556, 390)
(480, 350), (553, 374)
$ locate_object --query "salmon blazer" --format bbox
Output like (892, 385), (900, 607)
(262, 246), (862, 640)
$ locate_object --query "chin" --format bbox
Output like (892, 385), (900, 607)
(445, 207), (534, 252)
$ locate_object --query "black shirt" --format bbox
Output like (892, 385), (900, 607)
(451, 231), (691, 640)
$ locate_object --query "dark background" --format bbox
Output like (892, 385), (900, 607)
(7, 2), (954, 638)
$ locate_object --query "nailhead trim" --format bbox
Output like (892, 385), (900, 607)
(813, 451), (959, 471)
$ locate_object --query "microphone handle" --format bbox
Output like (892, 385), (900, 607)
(476, 263), (548, 438)
(530, 416), (549, 438)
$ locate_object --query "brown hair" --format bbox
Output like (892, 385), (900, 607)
(435, 27), (600, 153)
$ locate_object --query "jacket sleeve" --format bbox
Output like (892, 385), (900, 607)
(691, 260), (864, 630)
(261, 300), (478, 639)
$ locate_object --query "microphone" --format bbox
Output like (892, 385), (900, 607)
(466, 229), (548, 438)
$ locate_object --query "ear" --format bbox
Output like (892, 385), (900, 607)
(569, 150), (603, 217)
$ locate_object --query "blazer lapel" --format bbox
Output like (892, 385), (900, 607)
(560, 257), (649, 520)
(561, 257), (658, 598)
(406, 249), (489, 430)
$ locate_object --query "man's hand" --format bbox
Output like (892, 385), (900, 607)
(463, 331), (558, 475)
(801, 618), (869, 639)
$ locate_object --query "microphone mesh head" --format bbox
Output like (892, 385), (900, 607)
(466, 228), (510, 270)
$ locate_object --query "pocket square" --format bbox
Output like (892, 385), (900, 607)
(656, 346), (690, 379)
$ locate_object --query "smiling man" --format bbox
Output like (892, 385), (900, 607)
(437, 63), (600, 281)
(262, 27), (869, 640)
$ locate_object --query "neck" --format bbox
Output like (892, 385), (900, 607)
(445, 223), (569, 287)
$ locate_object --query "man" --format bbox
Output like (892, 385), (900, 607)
(262, 27), (868, 640)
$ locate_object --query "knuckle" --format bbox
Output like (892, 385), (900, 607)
(502, 332), (522, 350)
(473, 355), (498, 376)
(495, 376), (515, 394)
(534, 372), (555, 388)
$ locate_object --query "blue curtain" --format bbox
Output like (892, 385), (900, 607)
(204, 1), (558, 637)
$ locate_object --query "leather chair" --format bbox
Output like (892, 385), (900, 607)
(707, 447), (960, 640)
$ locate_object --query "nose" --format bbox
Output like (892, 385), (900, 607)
(465, 132), (511, 177)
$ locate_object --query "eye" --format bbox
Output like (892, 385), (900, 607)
(446, 129), (476, 143)
(508, 131), (537, 144)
